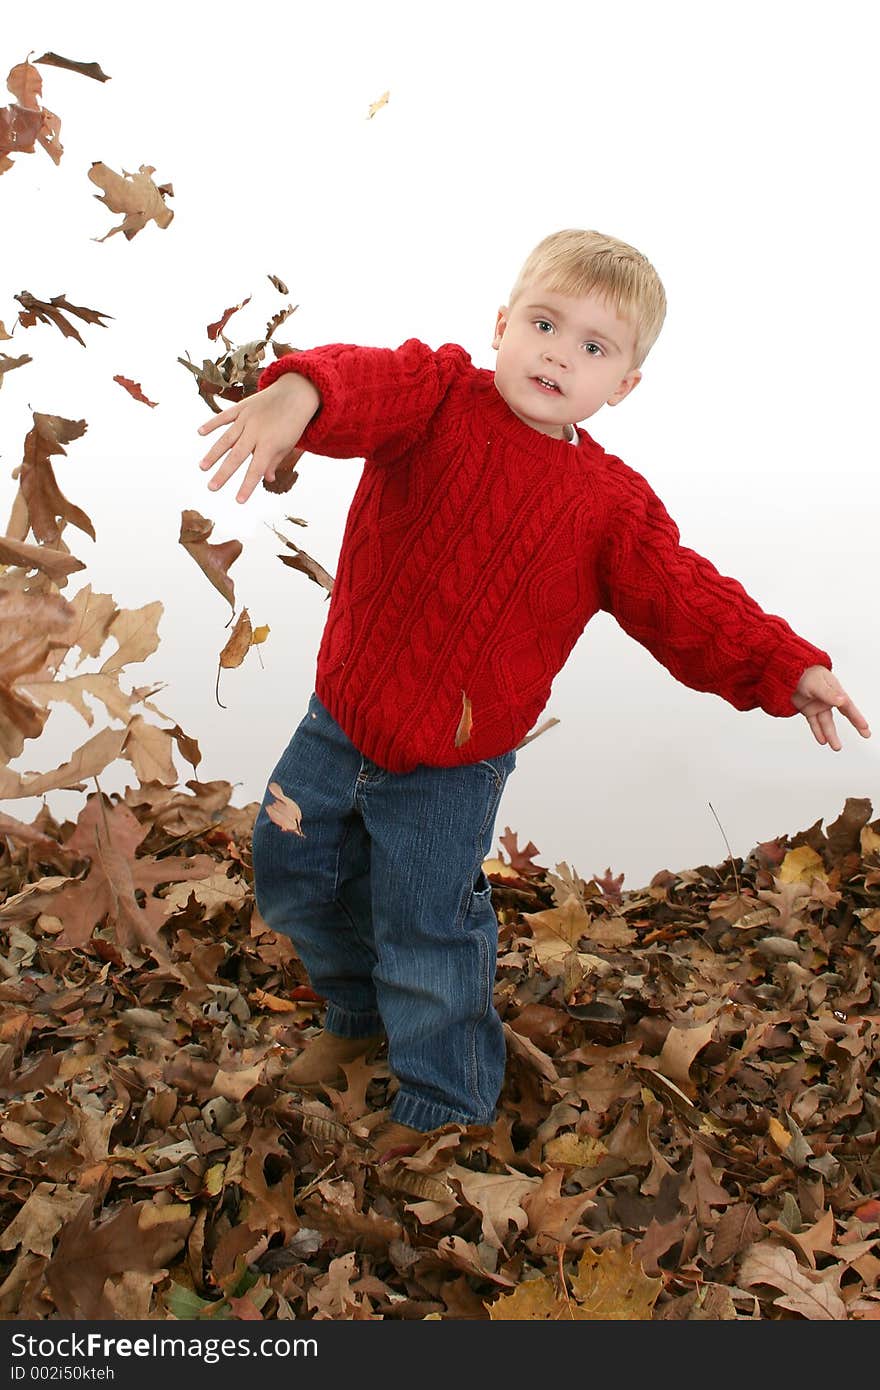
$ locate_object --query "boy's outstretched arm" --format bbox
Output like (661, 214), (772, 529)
(198, 338), (471, 501)
(598, 470), (871, 751)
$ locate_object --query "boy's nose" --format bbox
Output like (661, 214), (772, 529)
(543, 351), (567, 370)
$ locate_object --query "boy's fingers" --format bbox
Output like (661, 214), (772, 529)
(198, 406), (240, 435)
(843, 700), (870, 733)
(207, 442), (254, 491)
(817, 709), (841, 751)
(201, 424), (248, 473)
(235, 450), (272, 503)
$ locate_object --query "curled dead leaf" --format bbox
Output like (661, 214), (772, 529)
(265, 782), (305, 836)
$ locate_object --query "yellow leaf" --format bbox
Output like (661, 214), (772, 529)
(778, 845), (828, 885)
(252, 624), (270, 644)
(768, 1116), (792, 1151)
(543, 1133), (609, 1168)
(570, 1246), (662, 1319)
(367, 90), (390, 119)
(488, 1275), (587, 1320)
(204, 1164), (225, 1196)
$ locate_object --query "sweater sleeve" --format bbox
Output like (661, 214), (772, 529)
(598, 474), (833, 718)
(256, 336), (472, 464)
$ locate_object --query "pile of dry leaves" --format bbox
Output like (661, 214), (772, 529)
(1, 49), (879, 1324)
(1, 784), (879, 1321)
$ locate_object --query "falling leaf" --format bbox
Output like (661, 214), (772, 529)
(0, 60), (63, 170)
(0, 724), (128, 799)
(272, 525), (334, 592)
(33, 53), (112, 82)
(18, 413), (94, 545)
(87, 161), (174, 242)
(207, 296), (253, 341)
(15, 291), (112, 346)
(367, 90), (390, 119)
(113, 375), (158, 406)
(219, 608), (253, 669)
(0, 535), (85, 582)
(98, 601), (163, 675)
(179, 510), (242, 611)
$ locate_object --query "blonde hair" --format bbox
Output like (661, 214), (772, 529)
(508, 228), (667, 372)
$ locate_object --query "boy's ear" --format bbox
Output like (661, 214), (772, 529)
(607, 369), (642, 406)
(491, 305), (509, 349)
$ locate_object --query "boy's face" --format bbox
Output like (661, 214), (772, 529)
(492, 283), (642, 439)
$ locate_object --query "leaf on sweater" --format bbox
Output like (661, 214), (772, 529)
(454, 691), (473, 747)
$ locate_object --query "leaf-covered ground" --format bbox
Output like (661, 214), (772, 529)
(1, 790), (879, 1320)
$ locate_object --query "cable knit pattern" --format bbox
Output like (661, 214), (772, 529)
(257, 338), (832, 772)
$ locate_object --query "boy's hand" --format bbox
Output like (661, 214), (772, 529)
(196, 373), (320, 503)
(791, 665), (871, 751)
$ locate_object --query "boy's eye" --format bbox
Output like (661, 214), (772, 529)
(533, 320), (603, 355)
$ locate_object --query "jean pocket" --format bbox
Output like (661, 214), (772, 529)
(466, 865), (495, 917)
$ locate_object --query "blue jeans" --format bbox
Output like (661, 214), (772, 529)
(251, 690), (517, 1131)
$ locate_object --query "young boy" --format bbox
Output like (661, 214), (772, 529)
(196, 229), (871, 1159)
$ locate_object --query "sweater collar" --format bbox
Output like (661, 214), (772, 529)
(477, 370), (592, 459)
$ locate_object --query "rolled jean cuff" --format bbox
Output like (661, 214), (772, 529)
(390, 1087), (495, 1132)
(323, 1002), (384, 1039)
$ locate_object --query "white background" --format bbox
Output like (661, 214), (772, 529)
(2, 0), (878, 890)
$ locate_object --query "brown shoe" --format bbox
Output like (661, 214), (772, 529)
(287, 1029), (385, 1089)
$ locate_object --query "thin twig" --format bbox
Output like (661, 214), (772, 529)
(555, 1242), (576, 1319)
(707, 800), (741, 899)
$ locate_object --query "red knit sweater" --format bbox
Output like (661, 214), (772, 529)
(257, 337), (832, 773)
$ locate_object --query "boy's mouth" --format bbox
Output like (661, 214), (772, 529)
(532, 375), (562, 394)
